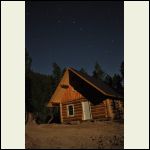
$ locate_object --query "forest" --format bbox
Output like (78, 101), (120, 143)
(25, 49), (124, 124)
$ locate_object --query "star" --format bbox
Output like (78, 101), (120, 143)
(72, 20), (76, 24)
(57, 20), (62, 23)
(79, 27), (83, 31)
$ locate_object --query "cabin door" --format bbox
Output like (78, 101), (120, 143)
(82, 101), (92, 120)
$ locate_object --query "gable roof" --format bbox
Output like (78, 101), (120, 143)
(47, 67), (123, 107)
(69, 68), (122, 98)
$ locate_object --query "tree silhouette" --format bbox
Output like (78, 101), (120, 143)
(112, 74), (123, 95)
(104, 74), (113, 87)
(80, 67), (87, 74)
(51, 63), (62, 93)
(120, 61), (124, 87)
(92, 62), (105, 81)
(25, 49), (32, 124)
(120, 61), (124, 79)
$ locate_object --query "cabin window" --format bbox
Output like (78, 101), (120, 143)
(67, 104), (74, 117)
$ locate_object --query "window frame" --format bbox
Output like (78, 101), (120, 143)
(67, 104), (75, 117)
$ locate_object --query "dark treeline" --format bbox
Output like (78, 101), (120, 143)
(25, 50), (124, 124)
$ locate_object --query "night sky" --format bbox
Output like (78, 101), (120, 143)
(26, 1), (124, 76)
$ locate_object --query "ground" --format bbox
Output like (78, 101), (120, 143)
(25, 121), (124, 149)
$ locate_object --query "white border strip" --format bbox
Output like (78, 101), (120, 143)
(1, 1), (25, 149)
(124, 1), (149, 149)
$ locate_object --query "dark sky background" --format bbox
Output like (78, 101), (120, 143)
(26, 1), (124, 76)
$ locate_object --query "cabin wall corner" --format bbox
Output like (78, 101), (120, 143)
(106, 99), (115, 120)
(60, 103), (63, 123)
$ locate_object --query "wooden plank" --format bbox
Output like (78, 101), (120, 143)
(91, 111), (106, 115)
(91, 109), (105, 112)
(93, 116), (108, 120)
(92, 114), (106, 117)
(62, 101), (81, 105)
(91, 112), (106, 116)
(62, 98), (87, 105)
(92, 115), (106, 119)
(60, 103), (63, 123)
(91, 104), (105, 108)
(62, 104), (82, 109)
(91, 106), (106, 109)
(91, 110), (106, 114)
(91, 107), (105, 110)
(91, 104), (105, 107)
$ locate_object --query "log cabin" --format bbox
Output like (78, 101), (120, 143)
(47, 68), (124, 123)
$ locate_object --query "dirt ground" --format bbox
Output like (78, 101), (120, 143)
(25, 121), (124, 149)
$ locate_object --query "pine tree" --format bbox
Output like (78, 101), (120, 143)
(104, 74), (113, 87)
(92, 62), (105, 81)
(51, 63), (62, 93)
(80, 67), (87, 74)
(112, 74), (123, 95)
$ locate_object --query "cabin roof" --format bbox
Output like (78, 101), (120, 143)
(47, 67), (123, 106)
(69, 68), (122, 98)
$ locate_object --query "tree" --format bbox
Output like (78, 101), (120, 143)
(112, 74), (123, 95)
(25, 48), (32, 75)
(25, 49), (32, 111)
(120, 61), (124, 87)
(51, 63), (62, 93)
(92, 62), (105, 81)
(120, 61), (124, 79)
(25, 49), (32, 124)
(29, 71), (53, 124)
(104, 74), (113, 87)
(25, 53), (64, 123)
(62, 67), (67, 75)
(80, 67), (87, 74)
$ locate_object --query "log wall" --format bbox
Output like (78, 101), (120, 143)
(61, 98), (86, 123)
(61, 98), (111, 123)
(60, 83), (124, 122)
(90, 101), (107, 120)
